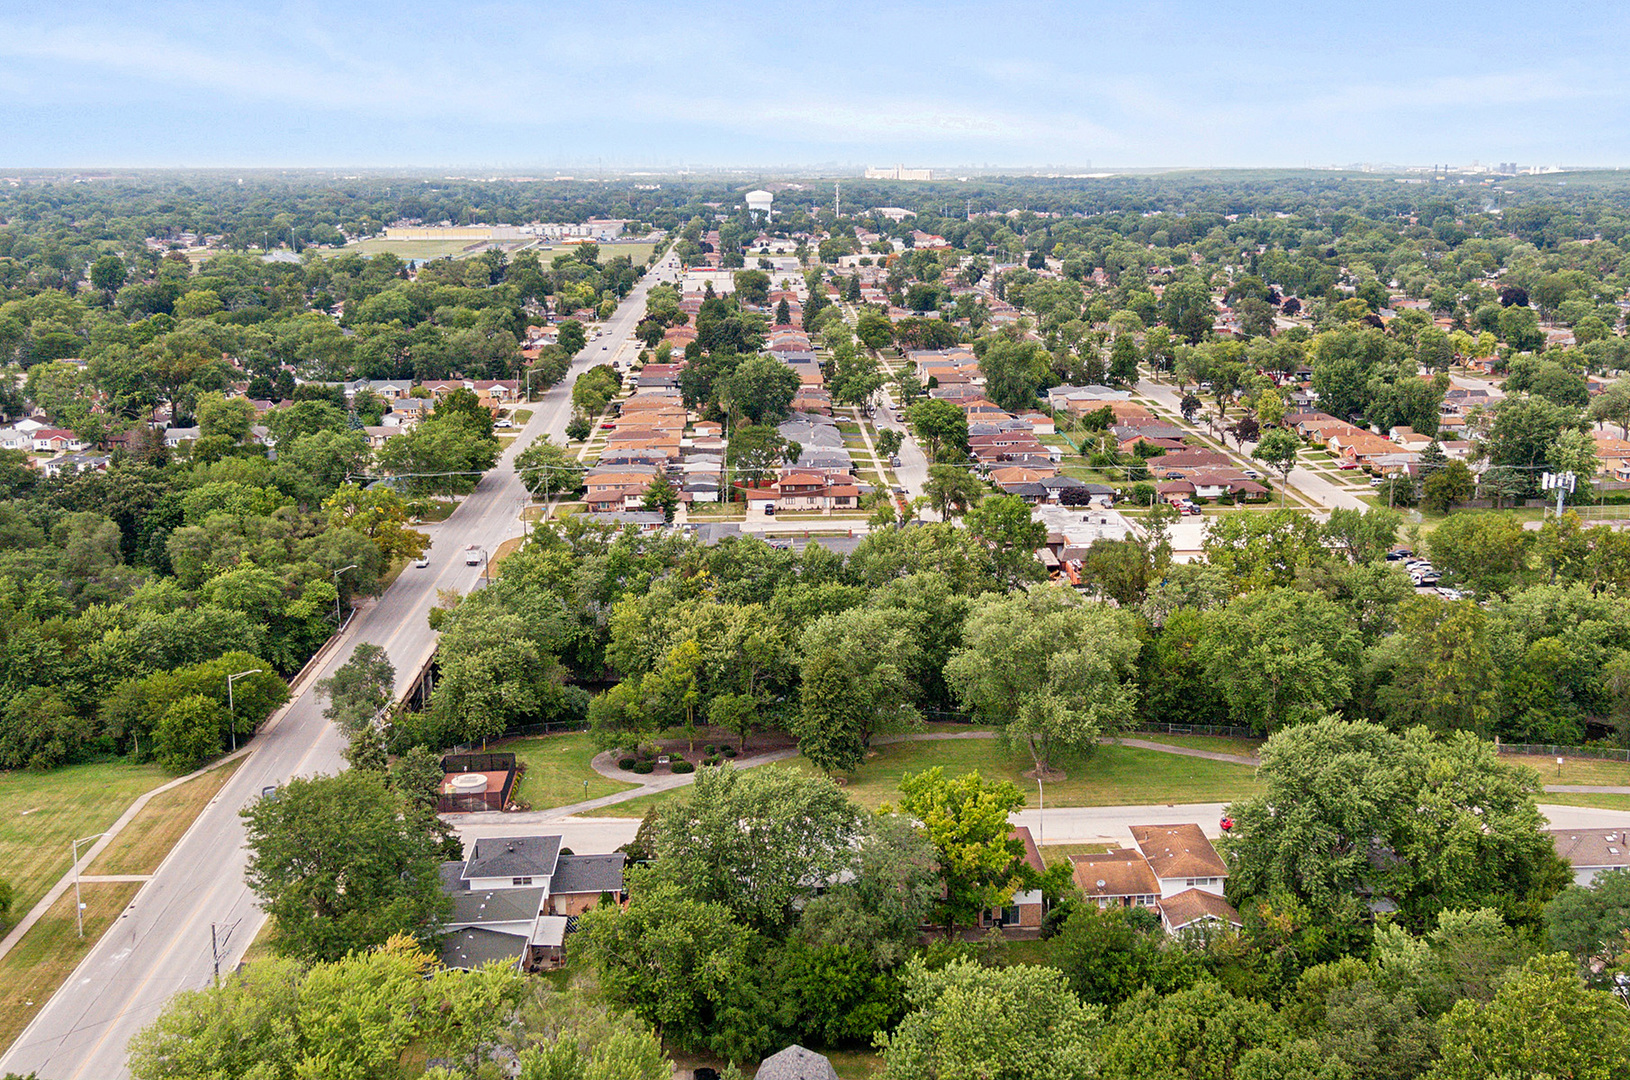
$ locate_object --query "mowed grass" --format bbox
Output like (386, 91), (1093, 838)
(1540, 793), (1630, 813)
(0, 760), (170, 920)
(0, 882), (141, 1056)
(579, 738), (1263, 818)
(1500, 753), (1630, 788)
(87, 757), (244, 876)
(497, 733), (637, 809)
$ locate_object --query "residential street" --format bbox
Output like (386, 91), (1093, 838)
(1134, 375), (1369, 512)
(0, 251), (673, 1080)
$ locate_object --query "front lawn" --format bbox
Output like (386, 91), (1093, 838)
(496, 733), (638, 809)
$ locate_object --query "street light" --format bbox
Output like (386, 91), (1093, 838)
(332, 564), (358, 624)
(72, 833), (107, 939)
(227, 668), (263, 753)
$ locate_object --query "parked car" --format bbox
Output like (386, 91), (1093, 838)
(1386, 548), (1413, 561)
(1436, 586), (1464, 600)
(414, 554), (429, 568)
(495, 419), (513, 429)
(890, 455), (902, 467)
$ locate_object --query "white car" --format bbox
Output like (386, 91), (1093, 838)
(414, 555), (429, 568)
(495, 419), (514, 429)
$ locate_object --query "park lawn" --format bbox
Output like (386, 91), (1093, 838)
(1501, 753), (1630, 787)
(88, 757), (244, 876)
(0, 760), (170, 921)
(498, 733), (637, 809)
(578, 738), (1263, 818)
(1541, 793), (1630, 812)
(0, 882), (141, 1057)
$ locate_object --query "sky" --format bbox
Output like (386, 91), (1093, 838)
(2, 0), (1627, 170)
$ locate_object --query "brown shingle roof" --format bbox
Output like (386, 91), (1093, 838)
(1549, 828), (1630, 870)
(1130, 824), (1229, 881)
(1070, 850), (1160, 899)
(1159, 888), (1242, 931)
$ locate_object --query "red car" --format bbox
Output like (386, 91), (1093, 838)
(1219, 816), (1234, 832)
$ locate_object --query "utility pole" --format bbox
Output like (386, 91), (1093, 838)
(834, 182), (840, 220)
(210, 920), (239, 988)
(331, 564), (358, 624)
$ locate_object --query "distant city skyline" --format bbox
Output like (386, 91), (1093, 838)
(2, 0), (1626, 169)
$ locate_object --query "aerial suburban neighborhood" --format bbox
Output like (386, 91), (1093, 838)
(4, 4), (1630, 1077)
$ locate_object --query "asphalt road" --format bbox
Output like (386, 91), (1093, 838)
(0, 250), (676, 1080)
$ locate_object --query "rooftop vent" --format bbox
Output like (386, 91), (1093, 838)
(1096, 879), (1107, 888)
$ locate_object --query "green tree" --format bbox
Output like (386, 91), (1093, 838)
(1224, 719), (1569, 931)
(922, 464), (984, 519)
(946, 587), (1142, 773)
(905, 399), (968, 463)
(1427, 513), (1532, 596)
(1421, 460), (1475, 513)
(638, 765), (862, 931)
(1253, 427), (1301, 504)
(725, 422), (798, 487)
(514, 435), (584, 497)
(315, 642), (396, 738)
(1098, 981), (1287, 1080)
(640, 472), (679, 523)
(877, 957), (1099, 1080)
(721, 354), (799, 425)
(1196, 587), (1359, 733)
(796, 607), (922, 773)
(1052, 903), (1197, 1008)
(1431, 953), (1630, 1080)
(241, 771), (450, 961)
(1375, 598), (1500, 735)
(795, 813), (940, 966)
(894, 767), (1027, 936)
(1544, 868), (1630, 996)
(965, 492), (1048, 588)
(557, 319), (587, 356)
(391, 744), (445, 810)
(577, 877), (768, 1061)
(151, 694), (224, 773)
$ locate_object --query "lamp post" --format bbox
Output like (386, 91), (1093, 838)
(72, 833), (106, 939)
(1037, 778), (1045, 848)
(332, 564), (358, 624)
(525, 366), (541, 402)
(227, 668), (263, 752)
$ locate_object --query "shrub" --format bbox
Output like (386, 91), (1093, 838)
(722, 746), (738, 758)
(631, 761), (655, 775)
(617, 757), (637, 770)
(703, 743), (717, 755)
(670, 760), (696, 774)
(703, 755), (721, 767)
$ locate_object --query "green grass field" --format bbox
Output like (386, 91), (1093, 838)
(580, 736), (1264, 818)
(1541, 793), (1630, 813)
(1127, 733), (1265, 758)
(88, 757), (244, 876)
(496, 733), (637, 809)
(0, 760), (171, 921)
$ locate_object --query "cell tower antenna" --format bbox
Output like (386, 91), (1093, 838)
(834, 182), (840, 219)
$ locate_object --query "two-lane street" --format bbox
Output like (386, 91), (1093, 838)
(0, 245), (673, 1080)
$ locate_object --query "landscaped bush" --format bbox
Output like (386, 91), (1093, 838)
(703, 743), (716, 755)
(617, 757), (637, 770)
(703, 755), (721, 767)
(670, 760), (696, 774)
(722, 746), (738, 758)
(631, 761), (655, 775)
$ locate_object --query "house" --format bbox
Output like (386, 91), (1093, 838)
(39, 452), (110, 477)
(437, 834), (626, 972)
(1159, 888), (1245, 935)
(756, 1045), (840, 1080)
(1549, 828), (1630, 887)
(163, 426), (201, 447)
(30, 429), (86, 453)
(1068, 824), (1240, 935)
(1070, 849), (1162, 910)
(979, 827), (1048, 930)
(1128, 824), (1229, 898)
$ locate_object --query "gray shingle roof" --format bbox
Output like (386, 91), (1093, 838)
(447, 886), (547, 927)
(439, 927), (526, 971)
(464, 835), (561, 880)
(551, 854), (626, 896)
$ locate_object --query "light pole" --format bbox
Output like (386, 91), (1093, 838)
(332, 564), (358, 624)
(72, 833), (106, 939)
(227, 668), (263, 752)
(525, 365), (541, 402)
(1037, 778), (1045, 848)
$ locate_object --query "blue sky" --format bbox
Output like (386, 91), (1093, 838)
(2, 0), (1626, 169)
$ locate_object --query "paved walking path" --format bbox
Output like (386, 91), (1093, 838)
(471, 731), (1630, 827)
